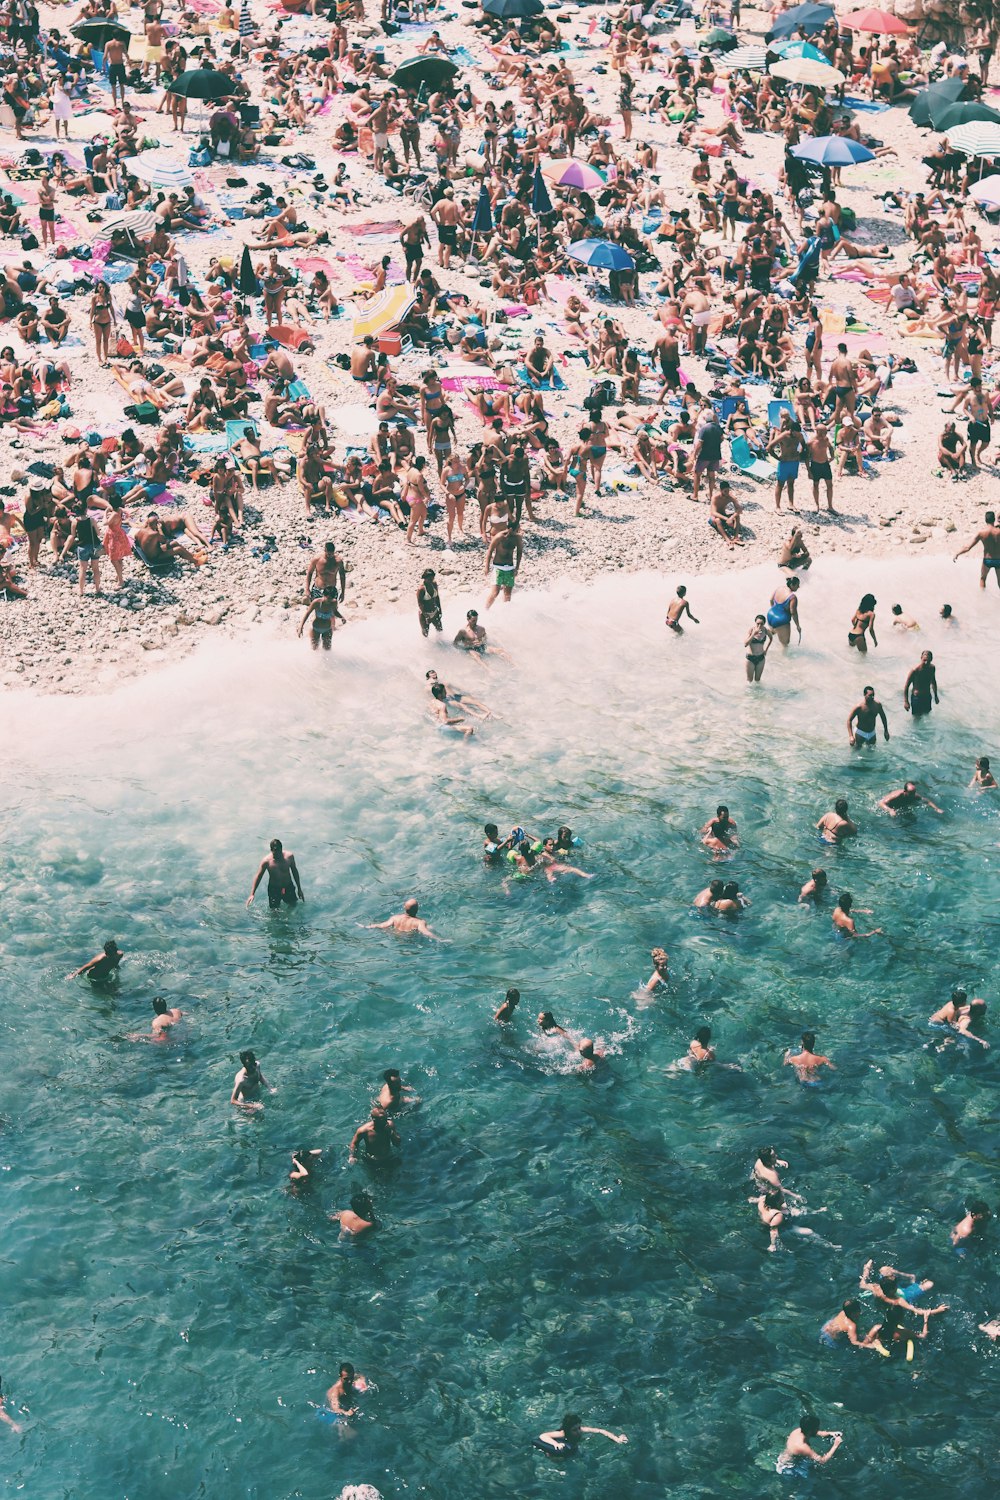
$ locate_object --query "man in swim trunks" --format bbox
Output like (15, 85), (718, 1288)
(349, 1107), (400, 1162)
(903, 651), (938, 717)
(847, 685), (889, 749)
(367, 898), (443, 940)
(305, 541), (346, 602)
(767, 412), (805, 512)
(953, 509), (1000, 590)
(246, 838), (305, 909)
(144, 18), (165, 82)
(708, 481), (743, 547)
(878, 781), (943, 817)
(816, 798), (857, 844)
(784, 1031), (835, 1083)
(484, 521), (522, 608)
(431, 186), (461, 270)
(68, 938), (123, 983)
(148, 996), (184, 1038)
(807, 423), (835, 512)
(776, 1415), (842, 1475)
(859, 1260), (942, 1314)
(666, 584), (699, 633)
(827, 342), (857, 422)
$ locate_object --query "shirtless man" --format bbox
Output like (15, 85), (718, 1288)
(349, 1106), (400, 1161)
(814, 806), (857, 861)
(305, 541), (346, 602)
(847, 685), (889, 748)
(929, 988), (988, 1048)
(807, 423), (835, 512)
(776, 1417), (842, 1475)
(953, 509), (1000, 589)
(329, 1192), (378, 1237)
(144, 18), (166, 82)
(325, 1363), (369, 1414)
(149, 996), (183, 1037)
(484, 522), (522, 607)
(784, 1031), (835, 1082)
(367, 898), (443, 940)
(666, 584), (699, 633)
(951, 1201), (992, 1248)
(827, 342), (857, 422)
(453, 608), (510, 660)
(798, 868), (828, 904)
(832, 892), (882, 938)
(368, 96), (392, 173)
(424, 669), (491, 720)
(879, 781), (943, 817)
(429, 682), (475, 737)
(904, 651), (938, 717)
(350, 335), (378, 381)
(431, 186), (462, 270)
(68, 938), (123, 983)
(708, 481), (743, 547)
(768, 412), (806, 512)
(246, 838), (305, 909)
(104, 35), (128, 107)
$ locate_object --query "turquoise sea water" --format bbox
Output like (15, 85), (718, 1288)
(2, 555), (999, 1499)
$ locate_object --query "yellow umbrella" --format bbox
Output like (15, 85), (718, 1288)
(770, 57), (845, 87)
(352, 284), (417, 340)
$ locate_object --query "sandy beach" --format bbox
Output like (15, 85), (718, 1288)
(0, 0), (996, 694)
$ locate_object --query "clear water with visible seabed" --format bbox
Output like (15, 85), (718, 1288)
(2, 554), (999, 1500)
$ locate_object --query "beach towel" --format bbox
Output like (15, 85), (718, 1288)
(513, 366), (566, 390)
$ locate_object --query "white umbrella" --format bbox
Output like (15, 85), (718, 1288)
(726, 46), (769, 71)
(122, 151), (194, 189)
(969, 173), (1000, 205)
(102, 209), (158, 238)
(943, 122), (1000, 157)
(769, 57), (845, 87)
(332, 404), (381, 439)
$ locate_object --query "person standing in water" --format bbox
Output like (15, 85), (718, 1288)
(847, 593), (878, 654)
(879, 782), (943, 817)
(666, 584), (699, 633)
(0, 1376), (22, 1434)
(767, 577), (801, 646)
(970, 756), (997, 789)
(784, 1031), (835, 1082)
(847, 685), (889, 748)
(744, 614), (772, 684)
(231, 1049), (271, 1108)
(247, 839), (305, 909)
(953, 510), (1000, 588)
(367, 899), (444, 940)
(903, 651), (939, 717)
(495, 987), (520, 1022)
(817, 798), (857, 843)
(326, 1363), (369, 1415)
(776, 1415), (842, 1475)
(349, 1106), (400, 1162)
(68, 939), (123, 983)
(416, 568), (442, 637)
(799, 868), (828, 904)
(832, 892), (882, 938)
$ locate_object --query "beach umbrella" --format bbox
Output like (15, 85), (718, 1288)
(332, 404), (382, 439)
(840, 7), (910, 34)
(471, 184), (493, 235)
(725, 46), (769, 71)
(767, 3), (834, 41)
(103, 209), (157, 238)
(792, 136), (874, 166)
(968, 173), (1000, 206)
(908, 78), (965, 127)
(928, 100), (1000, 133)
(239, 245), (260, 296)
(167, 68), (234, 101)
(540, 158), (606, 191)
(70, 18), (132, 47)
(702, 27), (736, 51)
(942, 121), (1000, 157)
(352, 284), (416, 339)
(566, 239), (634, 272)
(769, 38), (826, 61)
(390, 56), (459, 89)
(531, 165), (553, 215)
(122, 150), (193, 189)
(770, 57), (844, 88)
(239, 0), (256, 37)
(481, 0), (543, 16)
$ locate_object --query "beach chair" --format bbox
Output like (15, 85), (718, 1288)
(768, 399), (794, 429)
(730, 435), (776, 482)
(226, 417), (259, 447)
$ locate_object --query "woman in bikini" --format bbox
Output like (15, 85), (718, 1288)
(744, 614), (773, 685)
(89, 281), (115, 366)
(848, 593), (878, 653)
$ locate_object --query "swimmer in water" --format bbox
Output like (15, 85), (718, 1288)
(820, 1300), (880, 1349)
(951, 1200), (992, 1247)
(330, 1190), (379, 1236)
(0, 1376), (22, 1434)
(326, 1363), (369, 1416)
(832, 892), (882, 938)
(878, 781), (943, 817)
(537, 1010), (570, 1039)
(753, 1147), (803, 1201)
(538, 839), (594, 882)
(231, 1050), (271, 1109)
(816, 798), (857, 844)
(754, 1188), (787, 1252)
(289, 1147), (322, 1183)
(424, 669), (492, 720)
(940, 603), (956, 624)
(847, 685), (889, 748)
(452, 608), (511, 661)
(929, 989), (989, 1048)
(784, 1031), (835, 1082)
(68, 938), (123, 983)
(665, 584), (699, 633)
(859, 1261), (947, 1320)
(687, 1024), (716, 1067)
(903, 651), (939, 718)
(578, 1038), (604, 1069)
(536, 1413), (627, 1455)
(367, 899), (444, 941)
(700, 804), (739, 852)
(428, 682), (476, 737)
(694, 878), (724, 908)
(711, 880), (749, 915)
(970, 756), (997, 789)
(644, 948), (670, 992)
(891, 604), (919, 631)
(798, 868), (828, 904)
(776, 1415), (842, 1474)
(495, 987), (520, 1022)
(145, 996), (183, 1038)
(349, 1107), (400, 1163)
(247, 838), (305, 909)
(378, 1068), (419, 1110)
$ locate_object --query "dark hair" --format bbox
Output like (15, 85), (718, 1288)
(152, 996), (168, 1015)
(837, 892), (852, 912)
(505, 987), (520, 1003)
(695, 1025), (711, 1045)
(800, 1412), (820, 1438)
(801, 1031), (816, 1051)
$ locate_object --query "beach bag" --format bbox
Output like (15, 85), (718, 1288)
(117, 335), (135, 357)
(20, 232), (37, 250)
(123, 401), (160, 425)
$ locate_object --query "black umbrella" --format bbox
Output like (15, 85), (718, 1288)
(390, 55), (459, 89)
(70, 18), (132, 47)
(767, 3), (834, 41)
(909, 78), (967, 127)
(167, 68), (235, 101)
(238, 245), (260, 297)
(482, 0), (544, 17)
(930, 100), (1000, 133)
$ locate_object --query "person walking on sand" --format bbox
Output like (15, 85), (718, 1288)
(808, 423), (835, 512)
(953, 510), (1000, 589)
(484, 521), (522, 608)
(247, 839), (305, 909)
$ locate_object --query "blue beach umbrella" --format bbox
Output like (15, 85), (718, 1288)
(567, 239), (634, 272)
(531, 165), (553, 215)
(482, 0), (544, 15)
(770, 38), (826, 60)
(767, 2), (834, 40)
(472, 184), (493, 235)
(792, 136), (875, 166)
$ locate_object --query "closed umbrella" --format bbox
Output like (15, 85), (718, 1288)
(725, 46), (769, 71)
(390, 56), (459, 89)
(767, 3), (834, 40)
(122, 151), (194, 189)
(909, 78), (965, 127)
(929, 100), (1000, 133)
(167, 68), (235, 101)
(471, 184), (493, 235)
(481, 0), (543, 16)
(103, 209), (157, 238)
(567, 239), (634, 272)
(943, 121), (1000, 157)
(239, 245), (260, 296)
(352, 285), (416, 339)
(969, 173), (1000, 206)
(792, 136), (875, 166)
(770, 57), (844, 88)
(531, 165), (553, 215)
(540, 158), (606, 191)
(239, 0), (255, 36)
(841, 7), (910, 34)
(70, 18), (132, 47)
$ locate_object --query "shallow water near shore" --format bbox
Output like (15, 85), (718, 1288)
(2, 554), (999, 1500)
